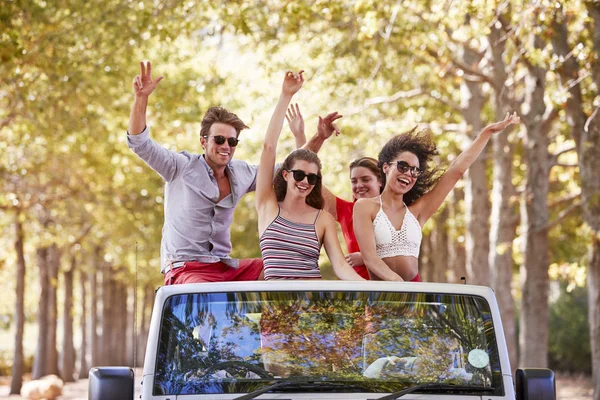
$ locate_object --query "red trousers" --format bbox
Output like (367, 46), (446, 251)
(164, 259), (263, 285)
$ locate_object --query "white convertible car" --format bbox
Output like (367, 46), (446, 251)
(89, 281), (556, 399)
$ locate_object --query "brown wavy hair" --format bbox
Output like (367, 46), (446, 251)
(200, 106), (249, 138)
(378, 127), (441, 206)
(274, 149), (324, 209)
(349, 156), (383, 194)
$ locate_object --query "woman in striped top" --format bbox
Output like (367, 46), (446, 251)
(255, 70), (365, 281)
(285, 105), (383, 280)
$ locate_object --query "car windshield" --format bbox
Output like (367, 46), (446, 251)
(153, 290), (503, 396)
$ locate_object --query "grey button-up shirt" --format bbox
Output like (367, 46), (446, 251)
(127, 127), (259, 272)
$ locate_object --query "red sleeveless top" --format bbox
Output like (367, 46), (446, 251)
(335, 197), (370, 280)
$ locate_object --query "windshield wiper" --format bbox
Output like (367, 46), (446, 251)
(232, 378), (372, 400)
(375, 382), (495, 399)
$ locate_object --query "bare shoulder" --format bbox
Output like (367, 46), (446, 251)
(314, 208), (338, 243)
(354, 197), (379, 215)
(317, 208), (336, 226)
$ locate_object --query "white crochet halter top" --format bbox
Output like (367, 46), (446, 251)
(373, 196), (422, 259)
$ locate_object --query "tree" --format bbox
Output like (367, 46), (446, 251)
(517, 31), (556, 369)
(488, 19), (519, 372)
(458, 44), (491, 287)
(550, 3), (600, 395)
(9, 211), (26, 394)
(61, 252), (76, 382)
(31, 243), (49, 380)
(79, 261), (89, 379)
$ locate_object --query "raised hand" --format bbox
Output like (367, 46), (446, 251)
(483, 111), (520, 135)
(132, 61), (163, 98)
(317, 111), (343, 139)
(286, 103), (305, 137)
(282, 70), (304, 96)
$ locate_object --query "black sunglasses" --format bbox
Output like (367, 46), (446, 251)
(390, 160), (422, 178)
(286, 169), (321, 185)
(204, 135), (240, 147)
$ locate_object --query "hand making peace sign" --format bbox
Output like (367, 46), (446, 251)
(132, 61), (163, 98)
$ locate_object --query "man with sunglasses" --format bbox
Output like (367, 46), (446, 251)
(126, 61), (332, 284)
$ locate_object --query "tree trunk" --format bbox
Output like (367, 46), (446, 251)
(90, 246), (100, 367)
(102, 263), (126, 365)
(489, 120), (518, 372)
(9, 212), (26, 394)
(101, 261), (112, 366)
(61, 253), (76, 382)
(114, 279), (127, 365)
(459, 46), (490, 286)
(589, 237), (600, 400)
(447, 188), (467, 283)
(116, 280), (127, 365)
(127, 285), (134, 367)
(464, 156), (491, 285)
(79, 264), (89, 379)
(582, 115), (600, 398)
(553, 6), (600, 396)
(110, 277), (119, 365)
(46, 244), (60, 375)
(137, 284), (154, 366)
(419, 232), (433, 282)
(519, 181), (550, 368)
(580, 113), (600, 400)
(32, 246), (49, 379)
(137, 286), (148, 367)
(125, 283), (132, 366)
(518, 35), (553, 367)
(431, 207), (450, 282)
(488, 23), (519, 372)
(121, 281), (129, 365)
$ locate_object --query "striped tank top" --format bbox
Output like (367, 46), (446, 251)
(259, 207), (322, 280)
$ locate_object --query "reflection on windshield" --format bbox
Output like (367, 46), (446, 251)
(153, 291), (503, 395)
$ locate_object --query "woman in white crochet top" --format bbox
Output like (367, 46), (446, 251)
(354, 113), (520, 282)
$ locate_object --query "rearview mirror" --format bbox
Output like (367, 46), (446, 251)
(515, 368), (555, 400)
(88, 366), (134, 400)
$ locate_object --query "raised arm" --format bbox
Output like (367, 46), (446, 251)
(311, 113), (340, 215)
(412, 112), (520, 225)
(285, 103), (307, 148)
(321, 185), (338, 218)
(287, 106), (340, 216)
(353, 199), (404, 281)
(321, 214), (365, 280)
(127, 62), (190, 182)
(128, 61), (163, 135)
(255, 71), (304, 221)
(303, 112), (342, 153)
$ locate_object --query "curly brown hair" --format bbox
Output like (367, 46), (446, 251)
(349, 156), (383, 194)
(274, 149), (324, 209)
(200, 106), (249, 138)
(378, 127), (441, 206)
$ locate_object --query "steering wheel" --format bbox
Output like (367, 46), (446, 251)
(202, 360), (273, 379)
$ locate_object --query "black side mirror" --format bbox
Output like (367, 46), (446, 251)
(515, 368), (556, 400)
(88, 366), (134, 400)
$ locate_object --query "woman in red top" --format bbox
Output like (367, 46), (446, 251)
(286, 105), (381, 279)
